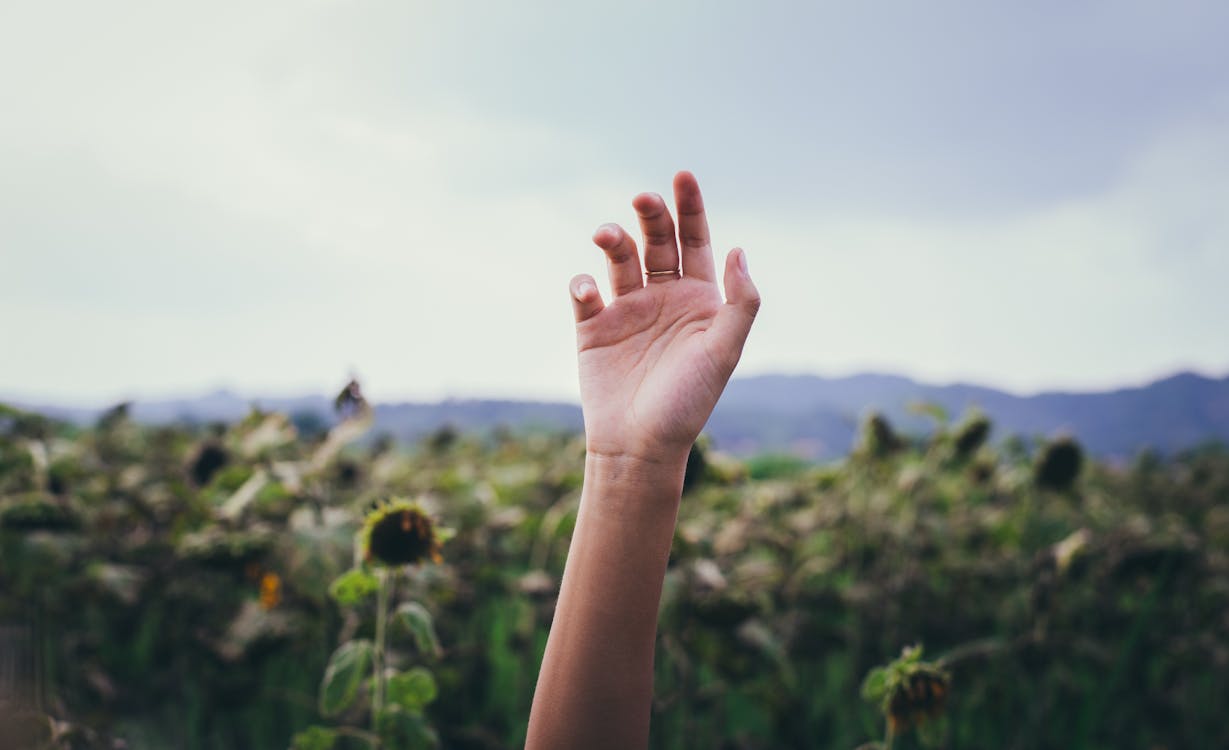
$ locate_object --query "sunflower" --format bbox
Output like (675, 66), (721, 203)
(1035, 436), (1083, 490)
(886, 666), (950, 733)
(361, 499), (445, 567)
(862, 645), (951, 737)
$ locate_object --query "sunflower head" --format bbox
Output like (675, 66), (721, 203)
(1034, 436), (1083, 490)
(361, 498), (445, 567)
(885, 664), (950, 733)
(862, 644), (951, 736)
(952, 412), (992, 457)
(856, 412), (904, 458)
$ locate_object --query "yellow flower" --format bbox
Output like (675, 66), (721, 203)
(259, 572), (281, 610)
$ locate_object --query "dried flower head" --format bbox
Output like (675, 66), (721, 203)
(361, 499), (445, 567)
(190, 441), (230, 486)
(862, 644), (951, 737)
(334, 378), (370, 421)
(857, 412), (904, 458)
(886, 665), (950, 733)
(1035, 436), (1083, 490)
(953, 413), (992, 457)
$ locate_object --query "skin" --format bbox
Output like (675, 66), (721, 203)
(525, 171), (760, 749)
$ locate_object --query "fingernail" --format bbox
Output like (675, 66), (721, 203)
(737, 249), (749, 275)
(576, 280), (595, 300)
(593, 224), (618, 246)
(635, 193), (662, 212)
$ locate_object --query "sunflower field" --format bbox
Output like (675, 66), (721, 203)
(2, 394), (1228, 749)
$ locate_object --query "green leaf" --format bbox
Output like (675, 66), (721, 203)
(319, 639), (374, 717)
(376, 706), (439, 750)
(290, 725), (338, 750)
(386, 667), (438, 713)
(860, 666), (888, 702)
(329, 568), (379, 606)
(393, 602), (442, 658)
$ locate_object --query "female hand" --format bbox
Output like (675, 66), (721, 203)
(569, 171), (760, 464)
(528, 171), (760, 750)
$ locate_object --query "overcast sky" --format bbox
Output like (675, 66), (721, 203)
(2, 1), (1227, 405)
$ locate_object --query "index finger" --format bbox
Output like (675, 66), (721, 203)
(673, 171), (717, 283)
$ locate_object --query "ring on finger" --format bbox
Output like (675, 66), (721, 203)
(645, 268), (680, 279)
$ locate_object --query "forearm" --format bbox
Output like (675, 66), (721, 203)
(532, 169), (756, 747)
(526, 450), (687, 749)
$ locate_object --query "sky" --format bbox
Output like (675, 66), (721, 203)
(2, 0), (1228, 406)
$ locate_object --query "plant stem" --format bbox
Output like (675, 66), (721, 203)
(373, 568), (391, 733)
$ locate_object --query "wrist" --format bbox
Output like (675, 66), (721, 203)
(581, 448), (688, 517)
(584, 445), (689, 479)
(583, 422), (693, 467)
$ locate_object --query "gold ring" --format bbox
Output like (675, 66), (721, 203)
(645, 268), (680, 278)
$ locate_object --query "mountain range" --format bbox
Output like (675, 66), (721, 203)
(12, 371), (1229, 460)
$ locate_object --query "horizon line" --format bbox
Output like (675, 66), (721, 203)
(5, 365), (1227, 413)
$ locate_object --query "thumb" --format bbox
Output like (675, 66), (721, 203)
(710, 248), (761, 366)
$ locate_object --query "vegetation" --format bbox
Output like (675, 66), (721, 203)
(1, 395), (1227, 749)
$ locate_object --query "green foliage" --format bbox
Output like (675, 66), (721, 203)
(393, 602), (442, 660)
(376, 706), (439, 750)
(0, 491), (80, 530)
(387, 667), (438, 713)
(2, 399), (1228, 749)
(319, 640), (375, 717)
(745, 452), (809, 480)
(289, 726), (338, 750)
(329, 568), (379, 606)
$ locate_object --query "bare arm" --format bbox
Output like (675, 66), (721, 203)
(526, 171), (760, 749)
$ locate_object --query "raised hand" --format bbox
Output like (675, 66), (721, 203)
(529, 172), (760, 750)
(568, 171), (760, 462)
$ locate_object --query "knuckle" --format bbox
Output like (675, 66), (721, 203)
(680, 230), (710, 248)
(644, 228), (676, 246)
(607, 248), (635, 263)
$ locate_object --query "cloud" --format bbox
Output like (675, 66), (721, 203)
(1, 1), (1226, 403)
(730, 105), (1229, 392)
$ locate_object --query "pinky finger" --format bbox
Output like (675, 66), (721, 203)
(570, 274), (605, 323)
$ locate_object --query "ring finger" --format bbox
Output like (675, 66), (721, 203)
(633, 192), (680, 282)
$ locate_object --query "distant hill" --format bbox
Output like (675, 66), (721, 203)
(11, 371), (1229, 459)
(709, 371), (1229, 459)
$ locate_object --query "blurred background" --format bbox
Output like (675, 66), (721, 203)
(2, 2), (1228, 748)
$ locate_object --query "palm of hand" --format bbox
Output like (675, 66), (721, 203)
(569, 173), (759, 461)
(578, 279), (726, 456)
